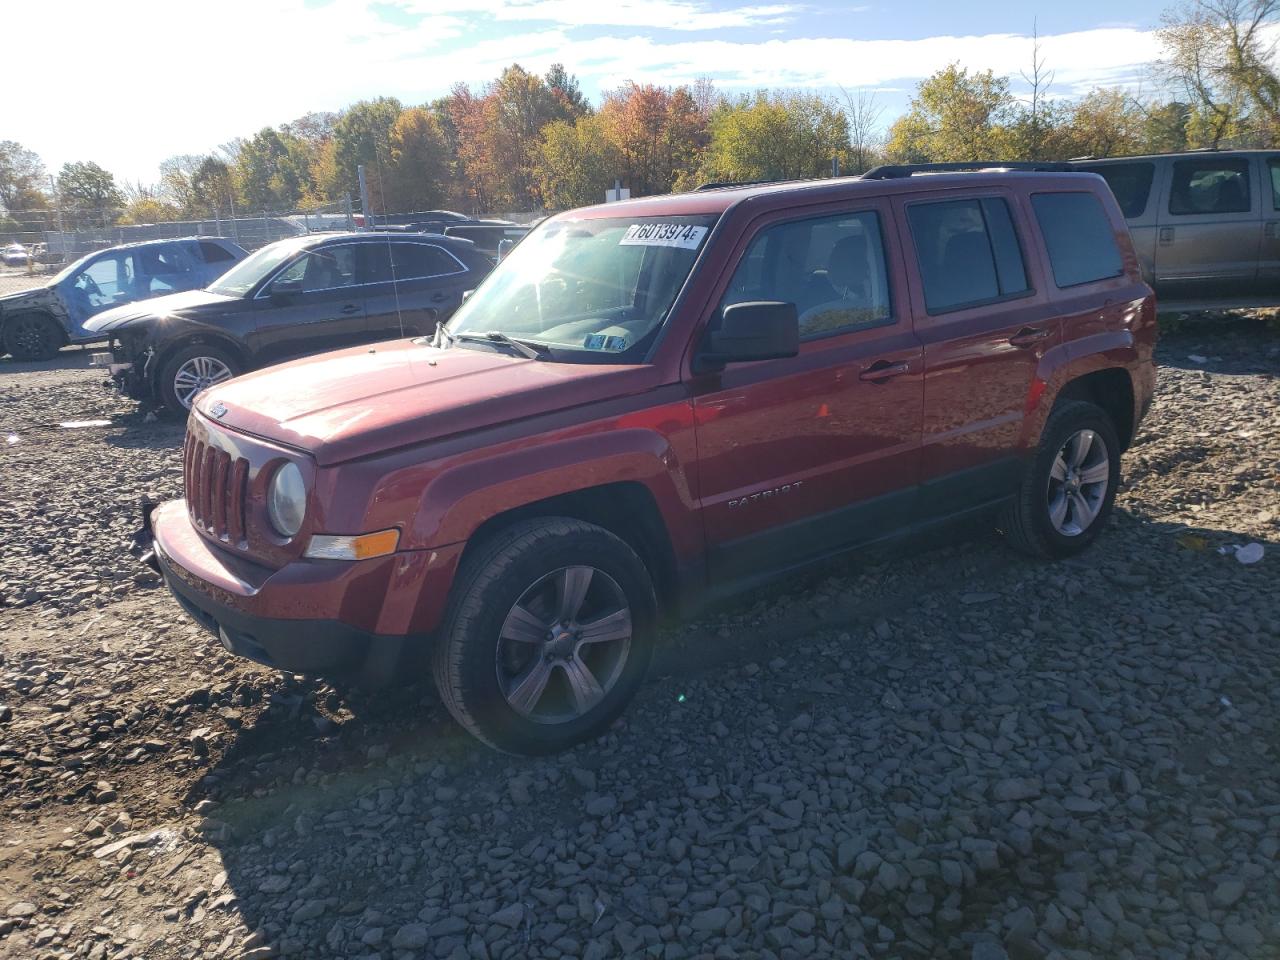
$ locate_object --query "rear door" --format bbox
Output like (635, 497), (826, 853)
(893, 188), (1056, 513)
(362, 240), (473, 341)
(1155, 155), (1260, 283)
(247, 243), (367, 366)
(691, 199), (924, 585)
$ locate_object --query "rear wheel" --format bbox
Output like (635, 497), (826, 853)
(1000, 400), (1121, 559)
(432, 517), (656, 754)
(3, 312), (63, 361)
(157, 342), (240, 414)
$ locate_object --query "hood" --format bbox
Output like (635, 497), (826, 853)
(195, 339), (659, 466)
(0, 284), (52, 307)
(83, 288), (239, 333)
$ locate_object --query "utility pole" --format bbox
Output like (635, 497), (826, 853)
(357, 165), (371, 229)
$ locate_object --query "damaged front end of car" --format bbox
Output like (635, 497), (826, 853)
(94, 327), (157, 401)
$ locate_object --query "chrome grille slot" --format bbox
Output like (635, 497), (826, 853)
(183, 432), (249, 544)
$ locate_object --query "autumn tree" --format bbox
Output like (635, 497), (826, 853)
(600, 83), (706, 195)
(190, 157), (236, 218)
(447, 84), (504, 212)
(1158, 0), (1280, 145)
(385, 107), (451, 211)
(329, 97), (403, 211)
(885, 64), (1016, 161)
(234, 127), (312, 209)
(0, 141), (47, 213)
(545, 63), (589, 118)
(1058, 88), (1147, 157)
(698, 91), (847, 183)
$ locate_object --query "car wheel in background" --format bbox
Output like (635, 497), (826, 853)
(433, 517), (657, 754)
(3, 312), (63, 361)
(158, 342), (241, 414)
(1000, 400), (1121, 559)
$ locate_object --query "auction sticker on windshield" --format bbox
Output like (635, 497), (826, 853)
(619, 223), (708, 249)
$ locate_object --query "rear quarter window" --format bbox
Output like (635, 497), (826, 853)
(1031, 192), (1125, 288)
(1078, 162), (1155, 219)
(199, 241), (237, 263)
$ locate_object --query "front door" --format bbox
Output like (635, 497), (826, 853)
(248, 243), (367, 367)
(691, 201), (924, 585)
(1257, 156), (1280, 284)
(1155, 155), (1260, 284)
(893, 189), (1057, 513)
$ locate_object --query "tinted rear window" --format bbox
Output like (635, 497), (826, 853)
(199, 241), (237, 263)
(1169, 158), (1251, 215)
(1078, 162), (1155, 219)
(907, 197), (1029, 314)
(1032, 192), (1124, 288)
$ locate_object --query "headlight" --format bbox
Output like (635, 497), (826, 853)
(267, 462), (306, 537)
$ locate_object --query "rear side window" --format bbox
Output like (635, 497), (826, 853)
(907, 197), (1029, 314)
(1079, 162), (1155, 218)
(1169, 158), (1251, 215)
(391, 243), (465, 279)
(199, 241), (236, 263)
(1032, 192), (1125, 288)
(720, 210), (892, 339)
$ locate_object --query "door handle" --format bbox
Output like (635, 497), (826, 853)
(1009, 326), (1050, 348)
(1159, 226), (1175, 245)
(1266, 221), (1280, 240)
(858, 360), (910, 382)
(340, 303), (360, 314)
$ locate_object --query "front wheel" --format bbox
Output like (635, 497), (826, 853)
(3, 312), (63, 361)
(432, 518), (656, 754)
(1000, 400), (1121, 559)
(157, 342), (241, 414)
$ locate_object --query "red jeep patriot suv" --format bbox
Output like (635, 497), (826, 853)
(141, 163), (1157, 753)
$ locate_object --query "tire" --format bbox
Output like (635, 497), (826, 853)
(157, 342), (241, 414)
(432, 517), (657, 754)
(1000, 400), (1121, 559)
(3, 312), (63, 361)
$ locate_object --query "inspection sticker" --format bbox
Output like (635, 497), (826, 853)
(619, 223), (708, 249)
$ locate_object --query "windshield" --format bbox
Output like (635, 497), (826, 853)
(447, 214), (716, 360)
(50, 250), (100, 285)
(208, 238), (310, 297)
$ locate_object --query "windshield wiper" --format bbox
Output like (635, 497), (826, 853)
(454, 330), (549, 361)
(433, 322), (455, 348)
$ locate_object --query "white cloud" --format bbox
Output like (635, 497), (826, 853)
(3, 0), (1166, 187)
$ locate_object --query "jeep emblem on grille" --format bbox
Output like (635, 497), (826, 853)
(210, 401), (228, 419)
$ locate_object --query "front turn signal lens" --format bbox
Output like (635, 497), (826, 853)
(304, 529), (400, 561)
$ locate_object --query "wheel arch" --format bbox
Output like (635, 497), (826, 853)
(2, 309), (68, 349)
(455, 482), (681, 618)
(1055, 368), (1136, 451)
(149, 333), (248, 390)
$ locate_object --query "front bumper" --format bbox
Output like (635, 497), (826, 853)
(140, 500), (463, 679)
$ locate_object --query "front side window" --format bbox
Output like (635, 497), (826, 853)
(1169, 158), (1251, 215)
(907, 197), (1029, 314)
(209, 238), (311, 297)
(274, 245), (358, 292)
(75, 253), (137, 307)
(720, 210), (892, 339)
(1032, 192), (1125, 288)
(447, 215), (716, 360)
(1079, 162), (1155, 219)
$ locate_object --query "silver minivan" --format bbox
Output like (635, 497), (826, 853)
(1078, 150), (1280, 293)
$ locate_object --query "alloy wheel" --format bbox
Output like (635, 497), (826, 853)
(495, 565), (632, 724)
(173, 356), (233, 409)
(1046, 428), (1110, 537)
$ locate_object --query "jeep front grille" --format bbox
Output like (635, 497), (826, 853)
(183, 436), (249, 544)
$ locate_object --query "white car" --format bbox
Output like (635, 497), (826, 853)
(2, 244), (30, 266)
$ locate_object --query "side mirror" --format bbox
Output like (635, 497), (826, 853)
(496, 239), (515, 262)
(269, 279), (303, 302)
(698, 300), (799, 370)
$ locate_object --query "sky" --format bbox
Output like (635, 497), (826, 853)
(5, 0), (1176, 189)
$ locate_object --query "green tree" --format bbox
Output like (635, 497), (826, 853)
(491, 64), (564, 207)
(118, 197), (184, 224)
(331, 97), (403, 210)
(545, 63), (590, 118)
(1059, 88), (1147, 157)
(0, 141), (47, 213)
(885, 64), (1016, 162)
(56, 161), (124, 222)
(536, 115), (619, 208)
(234, 127), (312, 209)
(385, 107), (451, 211)
(190, 157), (235, 218)
(698, 91), (847, 183)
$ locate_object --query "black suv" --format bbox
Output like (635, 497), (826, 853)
(87, 232), (491, 412)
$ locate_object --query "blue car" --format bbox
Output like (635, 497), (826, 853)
(0, 237), (247, 360)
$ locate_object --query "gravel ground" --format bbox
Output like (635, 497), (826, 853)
(1, 316), (1278, 960)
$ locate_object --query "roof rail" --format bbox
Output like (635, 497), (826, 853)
(861, 161), (1077, 180)
(694, 179), (775, 191)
